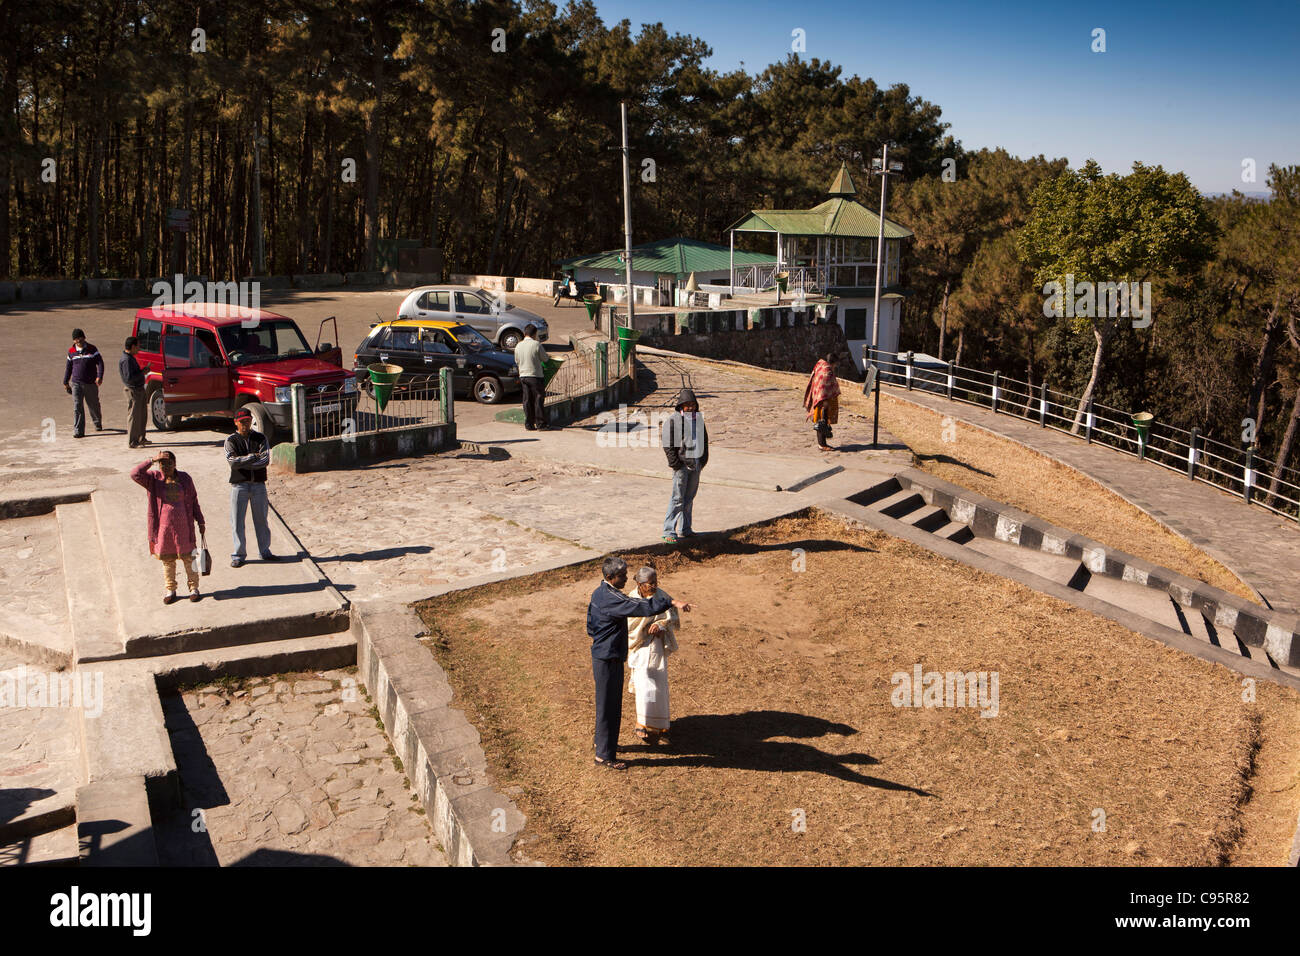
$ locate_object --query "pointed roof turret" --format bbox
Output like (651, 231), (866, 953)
(828, 163), (856, 197)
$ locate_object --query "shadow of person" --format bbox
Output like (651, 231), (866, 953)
(624, 710), (933, 796)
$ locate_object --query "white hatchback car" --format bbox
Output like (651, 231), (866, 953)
(396, 286), (548, 351)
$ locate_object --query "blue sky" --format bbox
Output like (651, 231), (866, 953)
(588, 0), (1299, 194)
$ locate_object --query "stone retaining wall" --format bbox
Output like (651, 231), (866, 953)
(888, 467), (1300, 668)
(351, 602), (525, 866)
(270, 421), (458, 474)
(641, 322), (855, 378)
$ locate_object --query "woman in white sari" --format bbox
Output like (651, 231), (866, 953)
(625, 566), (679, 745)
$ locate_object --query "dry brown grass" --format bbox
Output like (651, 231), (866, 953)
(685, 357), (1257, 602)
(415, 512), (1300, 866)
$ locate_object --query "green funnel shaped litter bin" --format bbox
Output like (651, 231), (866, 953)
(1131, 412), (1153, 444)
(616, 326), (642, 362)
(542, 356), (563, 387)
(775, 271), (789, 293)
(368, 363), (402, 412)
(583, 294), (603, 323)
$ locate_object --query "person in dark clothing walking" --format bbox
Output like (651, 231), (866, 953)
(63, 328), (104, 438)
(120, 336), (151, 448)
(224, 407), (278, 567)
(586, 555), (692, 770)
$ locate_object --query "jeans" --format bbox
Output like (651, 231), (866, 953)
(71, 382), (102, 436)
(520, 376), (546, 428)
(230, 482), (272, 559)
(592, 657), (625, 761)
(663, 466), (701, 536)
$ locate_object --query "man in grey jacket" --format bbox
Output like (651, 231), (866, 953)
(661, 387), (707, 543)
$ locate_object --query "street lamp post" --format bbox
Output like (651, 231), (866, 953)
(869, 144), (904, 448)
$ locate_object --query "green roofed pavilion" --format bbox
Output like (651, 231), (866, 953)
(726, 162), (912, 295)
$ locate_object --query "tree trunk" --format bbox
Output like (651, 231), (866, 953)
(1248, 297), (1282, 432)
(937, 276), (951, 360)
(1266, 383), (1300, 507)
(954, 328), (964, 367)
(1071, 319), (1114, 434)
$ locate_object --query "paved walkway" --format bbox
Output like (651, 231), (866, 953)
(879, 384), (1300, 616)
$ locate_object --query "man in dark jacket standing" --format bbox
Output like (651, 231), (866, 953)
(224, 407), (278, 567)
(63, 328), (104, 438)
(586, 556), (691, 770)
(119, 336), (151, 448)
(661, 387), (708, 543)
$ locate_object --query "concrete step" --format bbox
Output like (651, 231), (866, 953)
(965, 537), (1090, 589)
(0, 795), (76, 846)
(86, 474), (350, 662)
(79, 663), (179, 814)
(147, 631), (357, 692)
(77, 777), (158, 866)
(933, 521), (975, 544)
(872, 489), (926, 520)
(847, 476), (902, 508)
(906, 505), (951, 533)
(56, 501), (125, 662)
(0, 822), (80, 867)
(1174, 604), (1215, 645)
(1081, 575), (1185, 632)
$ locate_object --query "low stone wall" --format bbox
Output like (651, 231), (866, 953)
(18, 279), (83, 302)
(270, 422), (457, 473)
(351, 602), (525, 866)
(494, 371), (635, 428)
(292, 272), (345, 289)
(513, 277), (555, 296)
(449, 273), (511, 292)
(346, 271), (386, 286)
(641, 322), (856, 378)
(889, 467), (1300, 668)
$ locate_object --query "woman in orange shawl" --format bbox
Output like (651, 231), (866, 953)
(803, 351), (842, 451)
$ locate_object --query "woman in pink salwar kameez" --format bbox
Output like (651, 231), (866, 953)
(130, 451), (206, 604)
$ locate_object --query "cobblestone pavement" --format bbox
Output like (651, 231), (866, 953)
(0, 514), (70, 642)
(0, 646), (83, 851)
(155, 669), (447, 867)
(271, 449), (596, 601)
(588, 352), (901, 459)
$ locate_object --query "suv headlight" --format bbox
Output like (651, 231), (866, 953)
(343, 377), (357, 394)
(274, 386), (291, 403)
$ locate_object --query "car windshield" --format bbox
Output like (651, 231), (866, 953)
(217, 321), (313, 365)
(448, 324), (494, 352)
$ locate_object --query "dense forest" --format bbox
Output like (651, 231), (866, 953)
(2, 1), (1298, 465)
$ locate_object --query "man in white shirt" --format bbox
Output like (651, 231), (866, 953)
(514, 324), (549, 431)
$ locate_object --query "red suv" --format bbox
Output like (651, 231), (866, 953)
(132, 303), (353, 443)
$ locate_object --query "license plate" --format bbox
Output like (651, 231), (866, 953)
(313, 403), (340, 415)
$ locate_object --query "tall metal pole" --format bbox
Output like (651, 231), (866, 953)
(621, 102), (635, 332)
(870, 143), (890, 448)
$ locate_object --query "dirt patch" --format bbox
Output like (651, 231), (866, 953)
(416, 512), (1300, 866)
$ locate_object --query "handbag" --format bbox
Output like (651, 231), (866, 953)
(196, 532), (212, 576)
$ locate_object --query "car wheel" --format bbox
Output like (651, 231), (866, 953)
(473, 375), (504, 404)
(500, 329), (522, 351)
(243, 402), (280, 445)
(149, 387), (181, 431)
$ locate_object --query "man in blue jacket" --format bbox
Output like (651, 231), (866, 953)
(63, 328), (105, 438)
(587, 556), (692, 770)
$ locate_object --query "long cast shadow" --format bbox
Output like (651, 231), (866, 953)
(623, 710), (933, 795)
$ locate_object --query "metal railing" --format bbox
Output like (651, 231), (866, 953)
(293, 369), (451, 442)
(867, 347), (1300, 523)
